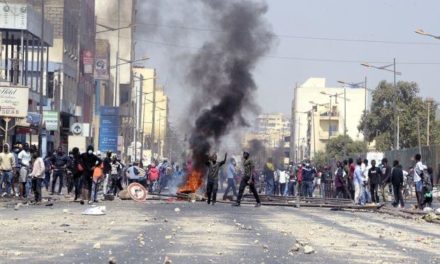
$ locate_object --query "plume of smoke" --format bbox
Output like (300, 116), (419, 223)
(188, 0), (274, 169)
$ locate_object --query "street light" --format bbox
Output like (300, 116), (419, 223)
(361, 59), (401, 149)
(415, 28), (440, 40)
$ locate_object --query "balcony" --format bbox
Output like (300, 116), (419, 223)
(319, 131), (340, 139)
(319, 111), (339, 120)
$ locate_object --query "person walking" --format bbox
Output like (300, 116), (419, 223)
(108, 155), (123, 196)
(0, 144), (16, 197)
(206, 153), (227, 205)
(80, 145), (101, 204)
(263, 158), (275, 196)
(70, 148), (83, 201)
(102, 151), (112, 195)
(232, 152), (261, 207)
(223, 158), (238, 200)
(29, 151), (45, 204)
(391, 160), (404, 208)
(368, 160), (381, 204)
(43, 152), (53, 191)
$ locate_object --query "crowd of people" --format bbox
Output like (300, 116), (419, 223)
(219, 153), (435, 210)
(0, 142), (435, 210)
(0, 143), (183, 205)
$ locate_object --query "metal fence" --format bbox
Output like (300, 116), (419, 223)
(384, 145), (440, 184)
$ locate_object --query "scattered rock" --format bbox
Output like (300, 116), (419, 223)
(93, 242), (101, 249)
(164, 218), (169, 223)
(303, 245), (315, 254)
(165, 235), (172, 240)
(351, 242), (358, 247)
(262, 244), (269, 252)
(163, 256), (172, 264)
(174, 208), (181, 213)
(289, 244), (301, 252)
(14, 251), (22, 256)
(62, 209), (69, 214)
(109, 256), (117, 264)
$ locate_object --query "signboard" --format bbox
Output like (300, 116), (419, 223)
(99, 107), (119, 152)
(43, 111), (59, 131)
(94, 58), (109, 80)
(83, 50), (93, 74)
(71, 123), (83, 135)
(0, 86), (29, 117)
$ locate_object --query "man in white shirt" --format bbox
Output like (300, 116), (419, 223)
(413, 154), (427, 209)
(0, 144), (16, 197)
(18, 143), (32, 198)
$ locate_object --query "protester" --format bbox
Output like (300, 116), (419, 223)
(71, 147), (83, 201)
(51, 147), (69, 195)
(80, 145), (101, 204)
(380, 158), (392, 203)
(353, 158), (364, 205)
(108, 155), (123, 196)
(297, 164), (303, 196)
(301, 161), (316, 198)
(334, 161), (349, 199)
(29, 151), (45, 204)
(347, 158), (355, 200)
(12, 144), (21, 197)
(263, 158), (275, 196)
(0, 143), (16, 197)
(148, 164), (159, 192)
(18, 143), (32, 198)
(102, 151), (112, 195)
(421, 167), (433, 209)
(91, 161), (104, 203)
(43, 152), (53, 191)
(287, 164), (297, 197)
(413, 154), (427, 209)
(126, 162), (146, 186)
(361, 159), (371, 204)
(321, 166), (333, 198)
(223, 158), (238, 200)
(390, 160), (404, 208)
(279, 167), (288, 197)
(368, 160), (381, 203)
(232, 151), (261, 207)
(205, 153), (227, 205)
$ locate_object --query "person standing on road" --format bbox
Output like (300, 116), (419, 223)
(71, 147), (83, 201)
(263, 158), (275, 196)
(368, 160), (381, 204)
(223, 158), (238, 200)
(334, 161), (349, 199)
(347, 158), (356, 200)
(287, 164), (297, 197)
(80, 145), (101, 204)
(29, 151), (45, 204)
(43, 152), (53, 191)
(353, 158), (364, 205)
(18, 143), (32, 198)
(232, 152), (261, 207)
(51, 147), (69, 195)
(380, 158), (392, 203)
(108, 155), (123, 196)
(391, 160), (404, 208)
(413, 154), (427, 209)
(205, 153), (227, 205)
(102, 151), (112, 195)
(301, 161), (316, 198)
(0, 144), (16, 197)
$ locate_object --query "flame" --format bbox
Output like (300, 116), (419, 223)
(178, 169), (204, 194)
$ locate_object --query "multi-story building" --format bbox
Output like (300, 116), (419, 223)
(0, 2), (53, 150)
(243, 113), (291, 165)
(291, 78), (367, 162)
(132, 67), (169, 162)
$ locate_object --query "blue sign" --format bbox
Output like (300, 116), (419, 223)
(99, 107), (119, 152)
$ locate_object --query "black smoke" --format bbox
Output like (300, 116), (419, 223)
(188, 0), (274, 169)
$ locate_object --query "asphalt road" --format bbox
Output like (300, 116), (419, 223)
(0, 197), (439, 264)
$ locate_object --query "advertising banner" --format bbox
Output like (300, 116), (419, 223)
(83, 50), (94, 74)
(43, 111), (59, 131)
(94, 58), (109, 80)
(0, 86), (29, 117)
(99, 107), (119, 152)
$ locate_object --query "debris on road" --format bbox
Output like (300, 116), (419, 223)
(82, 207), (106, 216)
(303, 245), (315, 254)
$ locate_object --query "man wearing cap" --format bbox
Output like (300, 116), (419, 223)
(0, 144), (16, 197)
(232, 151), (261, 207)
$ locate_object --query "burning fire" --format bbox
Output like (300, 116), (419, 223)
(178, 170), (204, 194)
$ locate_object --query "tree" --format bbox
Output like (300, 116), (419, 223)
(312, 135), (367, 164)
(359, 81), (439, 151)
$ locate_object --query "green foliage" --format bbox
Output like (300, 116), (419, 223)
(359, 81), (439, 150)
(312, 135), (367, 164)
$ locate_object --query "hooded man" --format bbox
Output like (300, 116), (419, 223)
(50, 146), (69, 195)
(0, 144), (16, 197)
(80, 145), (101, 204)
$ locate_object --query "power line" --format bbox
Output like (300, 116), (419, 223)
(97, 17), (440, 46)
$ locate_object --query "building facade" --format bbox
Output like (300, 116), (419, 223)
(291, 78), (367, 162)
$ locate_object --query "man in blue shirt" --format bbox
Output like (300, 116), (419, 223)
(222, 158), (237, 200)
(301, 161), (316, 198)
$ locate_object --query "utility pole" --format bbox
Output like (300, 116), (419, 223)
(39, 0), (45, 156)
(151, 76), (156, 161)
(417, 117), (422, 154)
(393, 58), (399, 150)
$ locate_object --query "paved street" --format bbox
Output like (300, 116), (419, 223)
(1, 198), (439, 264)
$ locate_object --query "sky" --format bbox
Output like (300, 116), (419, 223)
(136, 0), (440, 123)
